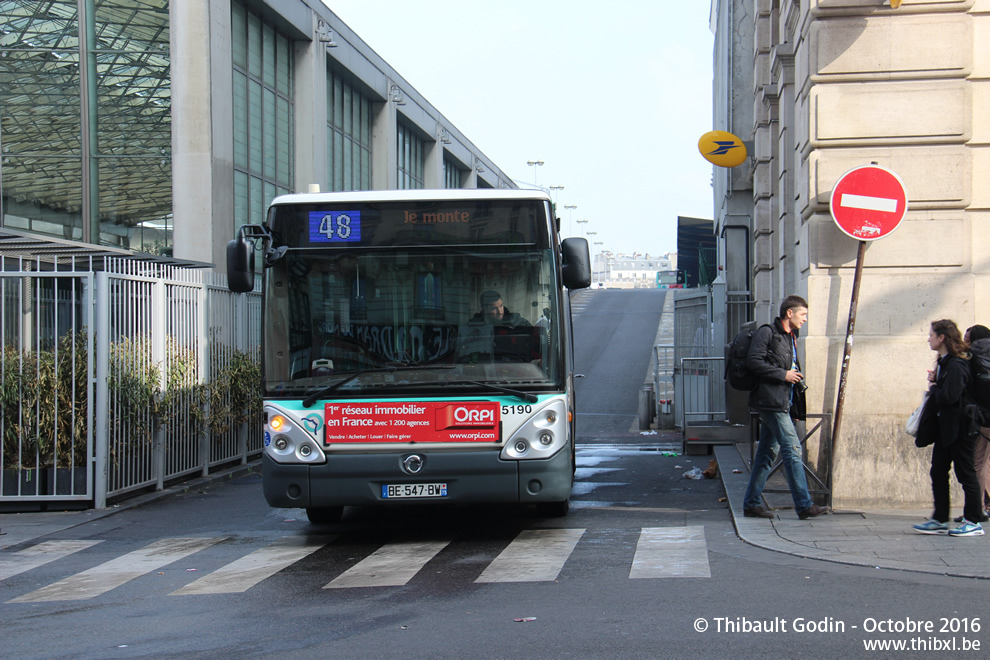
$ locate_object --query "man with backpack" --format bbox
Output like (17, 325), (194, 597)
(741, 295), (831, 520)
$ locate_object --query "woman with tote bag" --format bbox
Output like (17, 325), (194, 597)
(912, 320), (984, 537)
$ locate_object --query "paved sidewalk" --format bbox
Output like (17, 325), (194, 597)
(715, 445), (990, 580)
(0, 461), (259, 550)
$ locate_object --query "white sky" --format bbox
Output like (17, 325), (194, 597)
(324, 1), (715, 256)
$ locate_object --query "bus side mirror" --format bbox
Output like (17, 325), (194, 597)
(226, 237), (256, 293)
(561, 237), (591, 290)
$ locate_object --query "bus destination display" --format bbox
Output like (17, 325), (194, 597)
(309, 211), (362, 243)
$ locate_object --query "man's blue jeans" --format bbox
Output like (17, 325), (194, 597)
(743, 410), (814, 513)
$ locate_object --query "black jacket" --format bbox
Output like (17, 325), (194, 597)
(917, 353), (972, 448)
(745, 318), (806, 420)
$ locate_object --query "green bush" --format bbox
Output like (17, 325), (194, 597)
(1, 331), (261, 471)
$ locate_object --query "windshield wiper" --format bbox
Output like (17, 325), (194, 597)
(445, 379), (539, 403)
(329, 376), (541, 404)
(302, 366), (453, 408)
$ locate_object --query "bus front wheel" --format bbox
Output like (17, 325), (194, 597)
(306, 506), (344, 524)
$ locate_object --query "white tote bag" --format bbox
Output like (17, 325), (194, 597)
(906, 392), (929, 437)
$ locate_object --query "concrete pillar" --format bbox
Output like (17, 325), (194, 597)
(294, 15), (327, 192)
(372, 87), (397, 190)
(423, 122), (443, 188)
(170, 0), (233, 270)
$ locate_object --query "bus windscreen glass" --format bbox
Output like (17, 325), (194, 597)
(261, 200), (561, 398)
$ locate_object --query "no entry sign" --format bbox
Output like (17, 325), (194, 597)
(829, 165), (908, 241)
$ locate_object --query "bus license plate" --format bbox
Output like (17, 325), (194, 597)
(382, 483), (448, 499)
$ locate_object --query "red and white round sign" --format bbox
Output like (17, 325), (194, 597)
(829, 165), (908, 241)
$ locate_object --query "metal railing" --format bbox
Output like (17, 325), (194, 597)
(653, 344), (675, 424)
(678, 356), (727, 431)
(2, 256), (261, 508)
(751, 412), (833, 508)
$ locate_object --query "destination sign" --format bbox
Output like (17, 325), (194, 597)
(309, 211), (362, 243)
(274, 200), (548, 248)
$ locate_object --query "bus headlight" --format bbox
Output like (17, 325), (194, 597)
(500, 398), (567, 460)
(264, 405), (326, 465)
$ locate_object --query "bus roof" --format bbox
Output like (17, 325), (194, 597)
(269, 188), (552, 206)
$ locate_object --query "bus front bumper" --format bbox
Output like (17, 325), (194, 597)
(261, 447), (573, 508)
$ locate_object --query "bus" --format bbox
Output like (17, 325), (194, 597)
(226, 189), (591, 522)
(656, 270), (682, 289)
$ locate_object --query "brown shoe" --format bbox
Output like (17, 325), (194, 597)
(743, 506), (774, 519)
(798, 504), (831, 520)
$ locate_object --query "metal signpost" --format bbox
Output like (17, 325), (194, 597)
(829, 164), (908, 453)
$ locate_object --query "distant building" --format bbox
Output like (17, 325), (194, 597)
(593, 252), (677, 289)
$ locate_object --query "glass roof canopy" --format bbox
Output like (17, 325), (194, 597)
(0, 0), (172, 254)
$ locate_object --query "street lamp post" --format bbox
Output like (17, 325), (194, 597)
(549, 185), (564, 207)
(563, 204), (576, 237)
(526, 160), (544, 188)
(594, 241), (605, 286)
(586, 231), (598, 285)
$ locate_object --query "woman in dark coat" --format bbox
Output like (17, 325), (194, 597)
(913, 319), (984, 536)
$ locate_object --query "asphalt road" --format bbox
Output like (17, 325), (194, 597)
(1, 289), (987, 659)
(572, 288), (666, 438)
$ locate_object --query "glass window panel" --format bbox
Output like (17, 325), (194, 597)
(96, 56), (171, 158)
(1, 157), (83, 241)
(333, 131), (343, 191)
(0, 51), (82, 158)
(276, 33), (290, 96)
(333, 77), (343, 130)
(232, 2), (247, 69)
(250, 175), (263, 224)
(263, 23), (276, 88)
(264, 88), (276, 180)
(343, 84), (352, 136)
(233, 71), (248, 169)
(343, 138), (353, 190)
(234, 170), (249, 227)
(360, 98), (371, 147)
(361, 149), (370, 190)
(248, 13), (262, 79)
(98, 157), (171, 250)
(277, 97), (290, 187)
(264, 181), (277, 212)
(248, 80), (263, 171)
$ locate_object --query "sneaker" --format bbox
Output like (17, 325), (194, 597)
(743, 506), (774, 519)
(798, 504), (831, 520)
(913, 519), (949, 535)
(954, 512), (989, 523)
(948, 520), (985, 537)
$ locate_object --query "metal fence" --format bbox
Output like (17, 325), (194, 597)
(678, 356), (727, 430)
(1, 256), (261, 508)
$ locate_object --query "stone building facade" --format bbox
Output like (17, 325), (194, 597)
(711, 0), (989, 506)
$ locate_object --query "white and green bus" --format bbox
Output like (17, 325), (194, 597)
(227, 189), (590, 522)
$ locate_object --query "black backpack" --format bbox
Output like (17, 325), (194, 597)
(969, 338), (990, 424)
(725, 324), (772, 391)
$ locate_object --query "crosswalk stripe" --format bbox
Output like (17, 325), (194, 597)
(171, 536), (334, 595)
(8, 537), (225, 603)
(629, 526), (710, 579)
(324, 538), (452, 589)
(0, 541), (102, 582)
(475, 528), (585, 583)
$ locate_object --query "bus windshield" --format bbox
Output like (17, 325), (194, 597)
(261, 199), (563, 398)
